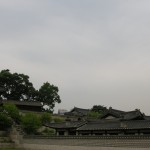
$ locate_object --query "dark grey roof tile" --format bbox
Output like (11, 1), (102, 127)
(46, 121), (86, 129)
(2, 100), (42, 107)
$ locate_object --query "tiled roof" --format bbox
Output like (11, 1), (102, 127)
(77, 120), (150, 131)
(123, 110), (144, 120)
(100, 107), (145, 121)
(144, 116), (150, 120)
(72, 107), (90, 113)
(77, 120), (120, 130)
(1, 100), (42, 107)
(65, 107), (90, 116)
(122, 120), (150, 129)
(46, 121), (86, 129)
(100, 107), (126, 119)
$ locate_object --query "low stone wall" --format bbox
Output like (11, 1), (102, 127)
(0, 126), (23, 149)
(4, 129), (150, 150)
(0, 143), (15, 148)
(22, 144), (150, 150)
(22, 135), (150, 149)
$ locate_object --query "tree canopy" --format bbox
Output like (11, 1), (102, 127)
(0, 69), (61, 111)
(0, 69), (37, 100)
(91, 105), (107, 114)
(37, 82), (61, 112)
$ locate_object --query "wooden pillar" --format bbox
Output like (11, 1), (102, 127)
(64, 130), (68, 136)
(56, 130), (59, 136)
(76, 131), (79, 136)
(135, 130), (138, 135)
(138, 129), (143, 135)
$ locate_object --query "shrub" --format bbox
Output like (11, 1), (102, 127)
(42, 128), (55, 135)
(41, 112), (52, 124)
(0, 112), (12, 130)
(3, 103), (21, 123)
(21, 113), (41, 134)
(87, 111), (101, 119)
(52, 116), (65, 123)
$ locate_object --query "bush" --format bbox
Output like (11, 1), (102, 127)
(87, 111), (101, 119)
(21, 113), (41, 134)
(0, 112), (12, 130)
(3, 103), (21, 123)
(41, 112), (52, 124)
(42, 128), (55, 135)
(52, 116), (65, 123)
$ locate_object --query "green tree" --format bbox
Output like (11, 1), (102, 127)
(52, 116), (65, 123)
(0, 112), (12, 130)
(0, 69), (37, 101)
(42, 128), (56, 135)
(87, 111), (101, 119)
(22, 113), (41, 134)
(41, 112), (52, 124)
(91, 105), (107, 114)
(0, 69), (61, 112)
(0, 87), (5, 100)
(37, 82), (61, 112)
(3, 103), (21, 123)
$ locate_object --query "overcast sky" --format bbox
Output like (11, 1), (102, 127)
(1, 0), (150, 114)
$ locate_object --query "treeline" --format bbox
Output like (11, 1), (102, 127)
(0, 69), (61, 112)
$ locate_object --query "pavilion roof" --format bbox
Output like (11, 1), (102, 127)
(65, 107), (90, 116)
(122, 109), (144, 120)
(1, 100), (42, 107)
(77, 120), (150, 131)
(100, 107), (126, 119)
(46, 121), (86, 129)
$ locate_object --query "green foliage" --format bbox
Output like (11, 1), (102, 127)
(0, 106), (3, 112)
(91, 105), (107, 114)
(37, 82), (61, 112)
(0, 69), (37, 100)
(3, 103), (21, 123)
(41, 112), (52, 124)
(87, 111), (101, 119)
(0, 112), (12, 130)
(52, 116), (65, 123)
(42, 128), (55, 135)
(0, 69), (61, 112)
(21, 113), (41, 134)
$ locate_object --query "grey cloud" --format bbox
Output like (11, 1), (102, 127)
(1, 0), (150, 114)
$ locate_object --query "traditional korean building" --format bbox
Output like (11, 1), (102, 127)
(46, 121), (86, 135)
(65, 107), (90, 121)
(77, 119), (150, 136)
(0, 100), (42, 112)
(100, 107), (144, 120)
(46, 107), (150, 136)
(77, 108), (150, 136)
(100, 107), (126, 120)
